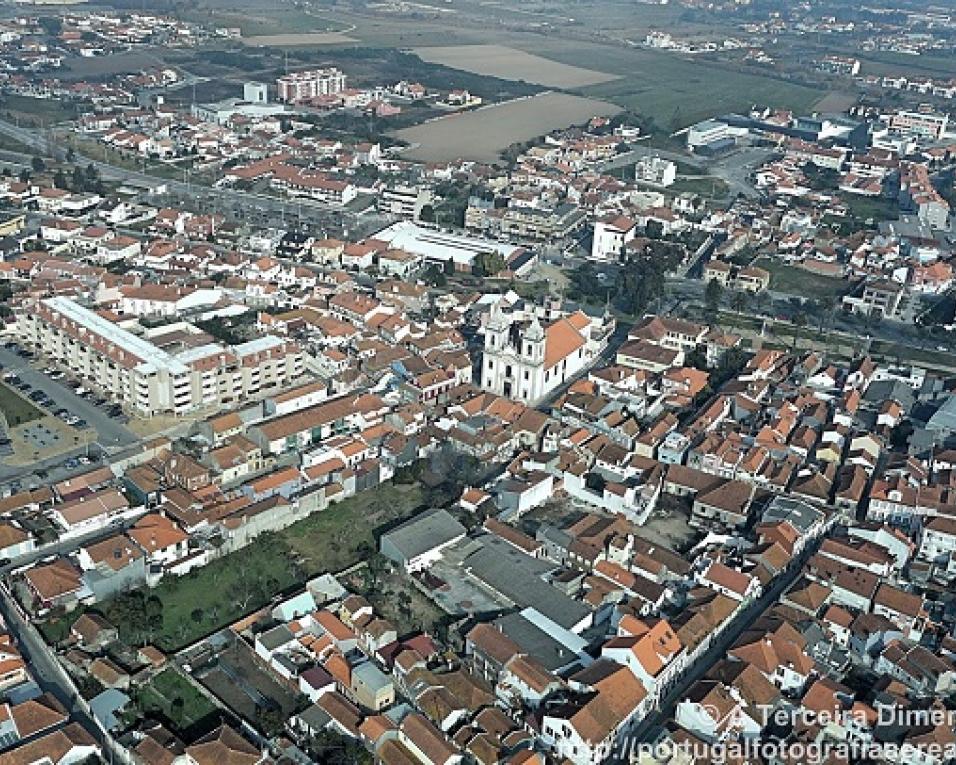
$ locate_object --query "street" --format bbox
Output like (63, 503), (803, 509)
(616, 534), (825, 759)
(0, 583), (129, 762)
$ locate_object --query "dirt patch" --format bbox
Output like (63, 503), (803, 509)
(242, 32), (358, 46)
(393, 92), (620, 163)
(412, 44), (619, 88)
(813, 90), (857, 113)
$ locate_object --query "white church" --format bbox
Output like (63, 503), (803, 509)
(480, 301), (613, 404)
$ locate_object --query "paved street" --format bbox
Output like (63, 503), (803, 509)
(615, 534), (824, 759)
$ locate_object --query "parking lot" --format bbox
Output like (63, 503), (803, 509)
(0, 344), (139, 449)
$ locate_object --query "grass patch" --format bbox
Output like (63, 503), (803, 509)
(669, 176), (729, 198)
(755, 257), (850, 300)
(870, 340), (956, 371)
(843, 194), (899, 224)
(0, 94), (82, 126)
(0, 382), (43, 427)
(95, 482), (426, 652)
(137, 668), (218, 731)
(282, 482), (426, 573)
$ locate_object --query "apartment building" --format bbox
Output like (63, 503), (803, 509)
(888, 110), (949, 141)
(276, 68), (347, 103)
(18, 296), (302, 416)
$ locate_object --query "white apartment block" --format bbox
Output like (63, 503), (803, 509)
(276, 68), (347, 103)
(18, 296), (303, 416)
(634, 155), (677, 187)
(888, 110), (949, 140)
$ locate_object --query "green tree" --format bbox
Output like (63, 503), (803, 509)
(31, 156), (45, 173)
(705, 278), (723, 317)
(474, 251), (505, 277)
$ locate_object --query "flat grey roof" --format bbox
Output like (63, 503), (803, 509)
(463, 535), (591, 631)
(380, 508), (466, 561)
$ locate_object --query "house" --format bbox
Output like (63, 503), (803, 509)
(600, 617), (683, 703)
(691, 480), (754, 529)
(379, 509), (466, 573)
(540, 659), (647, 765)
(181, 724), (264, 765)
(697, 561), (761, 602)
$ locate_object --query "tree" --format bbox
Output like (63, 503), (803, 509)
(585, 472), (607, 494)
(791, 312), (807, 351)
(190, 608), (204, 625)
(704, 278), (724, 318)
(418, 203), (435, 223)
(729, 289), (748, 315)
(474, 251), (505, 278)
(31, 156), (45, 173)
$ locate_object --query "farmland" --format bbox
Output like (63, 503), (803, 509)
(393, 92), (620, 162)
(412, 44), (619, 89)
(519, 38), (822, 128)
(242, 32), (358, 47)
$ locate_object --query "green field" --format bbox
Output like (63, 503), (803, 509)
(669, 176), (730, 199)
(843, 194), (899, 224)
(0, 95), (81, 126)
(182, 7), (348, 36)
(137, 668), (219, 732)
(517, 40), (822, 128)
(0, 382), (42, 427)
(755, 257), (850, 300)
(93, 482), (427, 652)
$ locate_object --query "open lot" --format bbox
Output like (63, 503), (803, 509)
(194, 637), (299, 732)
(393, 91), (620, 162)
(242, 32), (358, 46)
(62, 50), (164, 79)
(93, 482), (426, 652)
(412, 44), (619, 88)
(137, 667), (219, 734)
(755, 257), (851, 300)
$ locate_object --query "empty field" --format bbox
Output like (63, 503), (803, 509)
(242, 32), (358, 46)
(412, 44), (619, 88)
(393, 92), (620, 162)
(517, 39), (822, 128)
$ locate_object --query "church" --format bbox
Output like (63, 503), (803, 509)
(480, 302), (610, 404)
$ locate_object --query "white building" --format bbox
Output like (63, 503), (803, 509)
(276, 68), (347, 103)
(634, 155), (677, 187)
(243, 81), (268, 104)
(591, 215), (636, 261)
(888, 110), (949, 141)
(18, 296), (303, 416)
